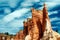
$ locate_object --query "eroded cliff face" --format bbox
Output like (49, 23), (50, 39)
(14, 4), (60, 40)
(32, 8), (43, 40)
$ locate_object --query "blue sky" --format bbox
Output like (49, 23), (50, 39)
(0, 0), (60, 35)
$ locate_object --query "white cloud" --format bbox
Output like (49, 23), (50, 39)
(7, 19), (24, 27)
(21, 2), (33, 7)
(3, 8), (30, 23)
(0, 27), (21, 34)
(4, 8), (11, 14)
(50, 17), (60, 22)
(41, 0), (60, 2)
(0, 0), (8, 3)
(46, 2), (58, 7)
(21, 0), (40, 8)
(24, 0), (40, 3)
(6, 12), (32, 28)
(8, 0), (20, 8)
(20, 0), (34, 8)
(33, 0), (40, 2)
(45, 2), (60, 9)
(48, 11), (58, 15)
(52, 26), (57, 29)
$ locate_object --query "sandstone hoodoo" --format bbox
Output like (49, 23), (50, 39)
(14, 4), (60, 40)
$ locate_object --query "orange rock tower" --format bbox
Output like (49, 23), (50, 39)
(14, 3), (48, 40)
(14, 4), (60, 40)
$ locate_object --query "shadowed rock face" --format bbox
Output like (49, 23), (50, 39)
(23, 21), (28, 36)
(32, 8), (43, 40)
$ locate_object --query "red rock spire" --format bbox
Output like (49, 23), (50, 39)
(42, 3), (48, 32)
(43, 3), (51, 22)
(43, 3), (48, 18)
(42, 3), (51, 32)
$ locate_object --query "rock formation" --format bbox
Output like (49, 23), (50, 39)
(14, 3), (60, 40)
